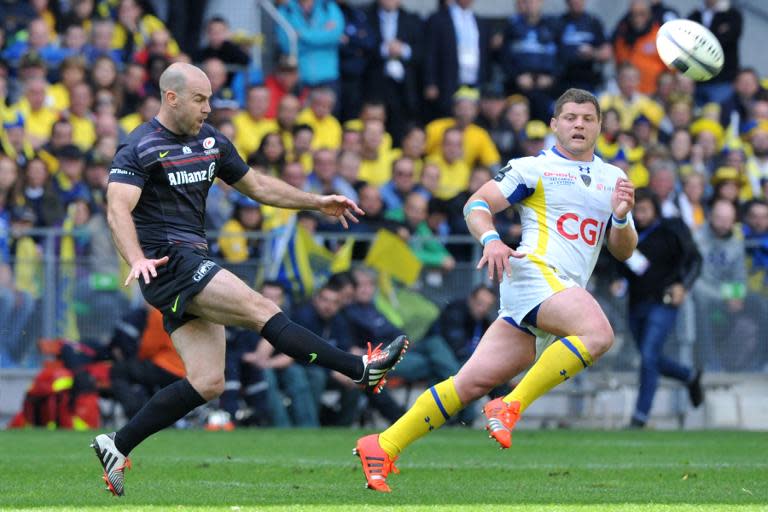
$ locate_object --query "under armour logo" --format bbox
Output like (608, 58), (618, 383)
(578, 165), (590, 174)
(424, 416), (434, 431)
(560, 369), (570, 381)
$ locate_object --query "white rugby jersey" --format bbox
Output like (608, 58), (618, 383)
(494, 146), (631, 287)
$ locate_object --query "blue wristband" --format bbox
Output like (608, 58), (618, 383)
(463, 200), (492, 217)
(612, 214), (629, 229)
(480, 230), (501, 246)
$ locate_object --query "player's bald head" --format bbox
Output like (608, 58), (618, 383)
(159, 63), (209, 99)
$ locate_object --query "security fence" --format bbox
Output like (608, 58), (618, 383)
(1, 227), (766, 376)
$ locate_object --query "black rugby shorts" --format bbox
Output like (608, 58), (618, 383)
(139, 245), (222, 334)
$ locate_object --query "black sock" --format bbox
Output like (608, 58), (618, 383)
(261, 312), (363, 380)
(114, 379), (206, 455)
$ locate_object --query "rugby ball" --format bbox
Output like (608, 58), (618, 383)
(656, 19), (724, 81)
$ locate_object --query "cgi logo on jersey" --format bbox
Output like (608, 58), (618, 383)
(556, 213), (605, 246)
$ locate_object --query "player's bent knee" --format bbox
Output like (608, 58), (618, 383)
(188, 374), (225, 401)
(589, 322), (615, 358)
(239, 295), (281, 331)
(455, 375), (498, 403)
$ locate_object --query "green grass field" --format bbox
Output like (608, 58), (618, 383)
(0, 428), (766, 511)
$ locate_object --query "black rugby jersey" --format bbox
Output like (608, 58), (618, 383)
(109, 118), (249, 248)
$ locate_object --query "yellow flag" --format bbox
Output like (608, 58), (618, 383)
(364, 229), (422, 286)
(330, 237), (355, 273)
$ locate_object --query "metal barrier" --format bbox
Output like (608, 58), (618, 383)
(1, 227), (766, 376)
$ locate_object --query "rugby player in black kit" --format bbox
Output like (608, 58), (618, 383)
(91, 63), (408, 496)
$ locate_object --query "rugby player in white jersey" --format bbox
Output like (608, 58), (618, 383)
(354, 88), (637, 492)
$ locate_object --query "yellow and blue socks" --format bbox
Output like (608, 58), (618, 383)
(503, 335), (593, 413)
(379, 377), (463, 458)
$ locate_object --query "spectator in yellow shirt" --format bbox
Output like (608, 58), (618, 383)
(13, 78), (59, 149)
(599, 63), (664, 131)
(233, 86), (278, 160)
(341, 120), (363, 154)
(427, 126), (470, 200)
(358, 120), (394, 186)
(276, 94), (301, 155)
(119, 95), (160, 135)
(67, 83), (97, 152)
(390, 124), (426, 178)
(297, 88), (342, 149)
(48, 56), (88, 112)
(111, 0), (180, 59)
(218, 195), (263, 264)
(425, 86), (500, 170)
(289, 125), (314, 174)
(261, 161), (305, 231)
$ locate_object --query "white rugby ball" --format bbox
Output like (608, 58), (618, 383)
(656, 19), (724, 81)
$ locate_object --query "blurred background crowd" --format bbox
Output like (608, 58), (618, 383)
(0, 0), (767, 430)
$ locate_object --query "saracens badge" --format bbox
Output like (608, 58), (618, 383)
(203, 137), (215, 150)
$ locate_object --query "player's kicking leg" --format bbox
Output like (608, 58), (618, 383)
(484, 287), (613, 448)
(186, 270), (409, 393)
(354, 320), (535, 491)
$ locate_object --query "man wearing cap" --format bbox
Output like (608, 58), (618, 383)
(425, 86), (500, 170)
(0, 112), (35, 168)
(522, 120), (548, 156)
(52, 144), (91, 206)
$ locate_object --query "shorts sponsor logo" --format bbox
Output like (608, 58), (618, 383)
(203, 137), (216, 150)
(193, 260), (216, 282)
(556, 213), (604, 246)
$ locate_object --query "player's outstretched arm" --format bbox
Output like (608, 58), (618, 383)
(607, 177), (638, 261)
(465, 180), (525, 281)
(232, 168), (364, 228)
(107, 182), (169, 285)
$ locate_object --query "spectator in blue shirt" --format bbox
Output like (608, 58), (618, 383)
(3, 18), (73, 70)
(555, 0), (611, 94)
(501, 0), (559, 120)
(277, 0), (345, 90)
(380, 157), (416, 213)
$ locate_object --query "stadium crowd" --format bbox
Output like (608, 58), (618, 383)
(1, 0), (767, 428)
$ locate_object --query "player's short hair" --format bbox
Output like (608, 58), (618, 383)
(553, 88), (601, 121)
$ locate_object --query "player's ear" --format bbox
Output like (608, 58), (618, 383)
(549, 116), (557, 132)
(165, 89), (177, 107)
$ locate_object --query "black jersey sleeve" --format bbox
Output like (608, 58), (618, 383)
(216, 132), (250, 185)
(109, 141), (148, 188)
